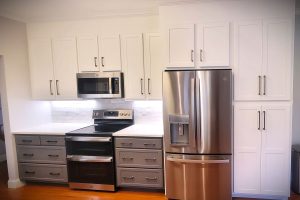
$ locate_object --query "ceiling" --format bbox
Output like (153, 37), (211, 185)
(0, 0), (201, 22)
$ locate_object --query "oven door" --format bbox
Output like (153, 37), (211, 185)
(67, 155), (116, 191)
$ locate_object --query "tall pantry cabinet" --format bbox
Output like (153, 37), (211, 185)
(233, 19), (293, 197)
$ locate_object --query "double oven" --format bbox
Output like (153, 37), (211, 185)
(65, 109), (134, 191)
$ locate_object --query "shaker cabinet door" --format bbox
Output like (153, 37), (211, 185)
(28, 38), (55, 100)
(77, 36), (99, 72)
(234, 21), (263, 101)
(52, 37), (78, 99)
(166, 24), (195, 68)
(99, 35), (122, 72)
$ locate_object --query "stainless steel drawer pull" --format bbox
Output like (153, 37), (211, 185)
(101, 57), (104, 67)
(94, 57), (98, 67)
(145, 158), (157, 161)
(145, 177), (158, 181)
(121, 142), (133, 146)
(48, 154), (59, 158)
(122, 176), (135, 180)
(22, 139), (32, 143)
(23, 153), (34, 157)
(46, 140), (58, 143)
(144, 143), (155, 146)
(49, 80), (54, 95)
(56, 80), (60, 95)
(122, 157), (134, 160)
(140, 78), (144, 95)
(49, 172), (60, 176)
(25, 171), (35, 174)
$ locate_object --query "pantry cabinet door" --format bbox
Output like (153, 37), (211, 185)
(234, 103), (262, 194)
(144, 33), (163, 100)
(260, 104), (291, 196)
(198, 22), (229, 67)
(166, 24), (195, 68)
(234, 21), (263, 101)
(99, 35), (122, 72)
(262, 20), (292, 100)
(52, 37), (78, 100)
(77, 36), (99, 72)
(28, 38), (55, 100)
(121, 34), (145, 100)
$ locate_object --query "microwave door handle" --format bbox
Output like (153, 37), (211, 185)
(167, 157), (230, 164)
(67, 155), (113, 163)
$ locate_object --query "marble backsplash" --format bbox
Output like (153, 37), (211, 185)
(51, 99), (163, 125)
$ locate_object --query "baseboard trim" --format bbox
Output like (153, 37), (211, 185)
(7, 179), (25, 188)
(0, 154), (6, 162)
(232, 192), (289, 200)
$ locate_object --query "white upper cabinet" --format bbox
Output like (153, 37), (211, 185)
(234, 20), (292, 101)
(77, 36), (100, 72)
(144, 33), (164, 100)
(197, 22), (230, 67)
(234, 21), (263, 101)
(28, 38), (56, 100)
(52, 37), (78, 99)
(121, 34), (145, 100)
(262, 20), (292, 100)
(234, 102), (291, 197)
(166, 24), (195, 68)
(99, 35), (122, 72)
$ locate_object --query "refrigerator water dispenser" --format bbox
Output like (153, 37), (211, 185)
(169, 114), (189, 145)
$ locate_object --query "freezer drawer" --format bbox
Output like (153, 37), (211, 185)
(165, 154), (232, 200)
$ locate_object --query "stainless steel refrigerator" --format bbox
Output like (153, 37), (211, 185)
(163, 69), (232, 200)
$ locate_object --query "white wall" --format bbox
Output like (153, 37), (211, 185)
(293, 15), (300, 145)
(0, 17), (51, 188)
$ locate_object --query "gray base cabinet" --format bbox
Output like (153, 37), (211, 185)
(15, 135), (67, 183)
(115, 137), (164, 189)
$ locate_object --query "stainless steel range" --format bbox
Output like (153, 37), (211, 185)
(65, 109), (134, 191)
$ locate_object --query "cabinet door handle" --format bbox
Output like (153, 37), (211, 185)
(94, 57), (98, 67)
(140, 78), (144, 95)
(258, 76), (261, 95)
(200, 49), (203, 62)
(56, 80), (60, 95)
(49, 80), (53, 95)
(191, 50), (194, 62)
(101, 57), (104, 67)
(263, 75), (266, 95)
(148, 78), (151, 95)
(258, 111), (261, 130)
(263, 111), (266, 130)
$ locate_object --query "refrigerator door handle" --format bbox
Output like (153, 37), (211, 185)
(189, 77), (196, 147)
(167, 157), (230, 164)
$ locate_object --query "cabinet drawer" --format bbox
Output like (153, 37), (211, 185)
(40, 136), (65, 146)
(17, 146), (66, 164)
(116, 149), (162, 168)
(15, 135), (40, 145)
(117, 168), (163, 188)
(19, 163), (67, 183)
(115, 137), (162, 149)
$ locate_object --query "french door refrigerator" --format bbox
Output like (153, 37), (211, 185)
(163, 69), (232, 200)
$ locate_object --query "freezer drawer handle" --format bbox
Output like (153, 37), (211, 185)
(65, 136), (111, 142)
(167, 157), (229, 164)
(67, 155), (113, 163)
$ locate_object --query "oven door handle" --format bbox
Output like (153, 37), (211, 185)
(65, 136), (111, 142)
(67, 155), (113, 163)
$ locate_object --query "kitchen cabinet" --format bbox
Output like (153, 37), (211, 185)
(121, 33), (163, 100)
(234, 20), (292, 101)
(77, 36), (99, 72)
(197, 22), (229, 67)
(99, 35), (122, 72)
(28, 37), (78, 100)
(166, 24), (195, 68)
(234, 102), (291, 196)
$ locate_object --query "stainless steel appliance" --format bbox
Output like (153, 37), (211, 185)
(77, 72), (124, 99)
(163, 69), (232, 200)
(66, 109), (134, 191)
(292, 145), (300, 194)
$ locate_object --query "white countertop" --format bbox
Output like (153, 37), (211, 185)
(113, 123), (164, 137)
(12, 123), (91, 135)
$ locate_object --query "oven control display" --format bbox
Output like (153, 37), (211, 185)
(104, 111), (119, 117)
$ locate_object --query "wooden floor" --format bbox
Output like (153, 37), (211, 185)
(0, 161), (299, 200)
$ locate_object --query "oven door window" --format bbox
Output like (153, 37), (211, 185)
(66, 141), (113, 156)
(68, 161), (115, 185)
(78, 78), (109, 94)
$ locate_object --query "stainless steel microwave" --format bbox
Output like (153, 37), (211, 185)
(77, 72), (124, 99)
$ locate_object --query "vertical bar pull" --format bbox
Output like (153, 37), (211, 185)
(200, 49), (203, 62)
(258, 76), (261, 95)
(258, 111), (261, 130)
(263, 75), (266, 95)
(263, 111), (266, 130)
(49, 80), (53, 95)
(94, 57), (98, 67)
(56, 80), (60, 95)
(148, 78), (151, 95)
(101, 57), (104, 67)
(140, 78), (144, 95)
(191, 50), (194, 62)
